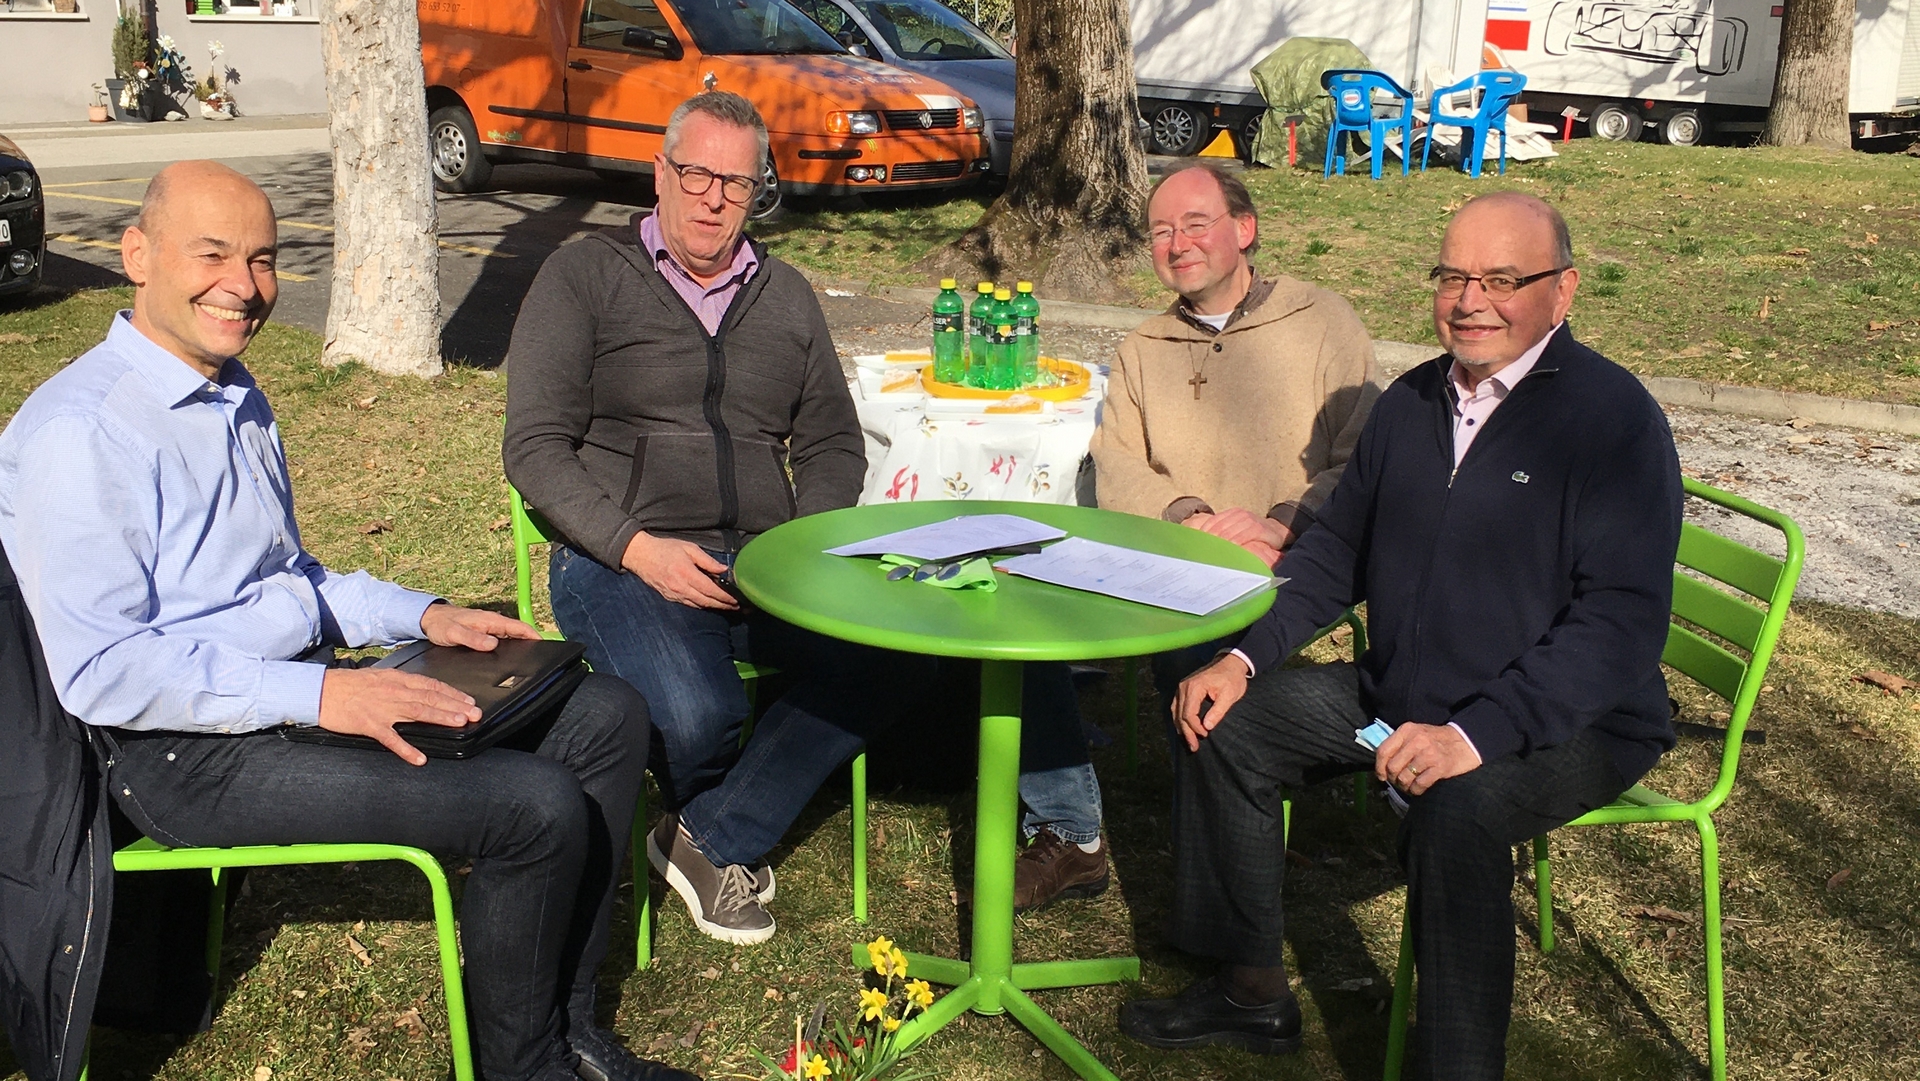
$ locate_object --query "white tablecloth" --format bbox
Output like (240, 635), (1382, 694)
(848, 368), (1108, 506)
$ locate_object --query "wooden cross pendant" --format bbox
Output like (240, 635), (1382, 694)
(1189, 371), (1207, 398)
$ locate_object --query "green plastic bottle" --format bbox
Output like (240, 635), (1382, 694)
(1012, 281), (1040, 387)
(989, 288), (1017, 390)
(931, 278), (965, 383)
(968, 281), (996, 387)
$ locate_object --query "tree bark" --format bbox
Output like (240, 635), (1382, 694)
(935, 0), (1150, 302)
(319, 0), (443, 376)
(1759, 0), (1853, 149)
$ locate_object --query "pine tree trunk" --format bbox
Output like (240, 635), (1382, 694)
(319, 0), (443, 376)
(1759, 0), (1854, 149)
(937, 0), (1149, 301)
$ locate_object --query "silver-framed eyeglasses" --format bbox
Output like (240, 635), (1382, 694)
(1428, 265), (1571, 301)
(665, 157), (759, 205)
(1148, 212), (1229, 246)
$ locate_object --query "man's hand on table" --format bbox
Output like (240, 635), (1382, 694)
(1172, 653), (1252, 752)
(1184, 508), (1291, 569)
(1376, 722), (1482, 796)
(622, 531), (739, 610)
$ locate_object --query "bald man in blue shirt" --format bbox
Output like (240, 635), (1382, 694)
(0, 161), (693, 1081)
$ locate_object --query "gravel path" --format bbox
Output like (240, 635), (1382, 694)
(822, 299), (1920, 620)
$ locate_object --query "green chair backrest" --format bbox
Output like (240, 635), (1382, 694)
(509, 486), (560, 633)
(1663, 478), (1806, 814)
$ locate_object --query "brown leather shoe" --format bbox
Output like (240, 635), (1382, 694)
(1013, 829), (1109, 912)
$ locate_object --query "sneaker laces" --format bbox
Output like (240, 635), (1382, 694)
(712, 862), (761, 918)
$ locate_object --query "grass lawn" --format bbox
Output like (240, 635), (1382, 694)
(3, 274), (1919, 1081)
(759, 140), (1920, 406)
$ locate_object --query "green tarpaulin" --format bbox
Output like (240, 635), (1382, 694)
(1249, 37), (1373, 169)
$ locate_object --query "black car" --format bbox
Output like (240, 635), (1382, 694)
(0, 134), (46, 298)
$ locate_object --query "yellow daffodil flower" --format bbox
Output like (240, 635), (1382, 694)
(803, 1053), (832, 1079)
(866, 936), (895, 975)
(882, 1016), (902, 1033)
(906, 979), (935, 1010)
(859, 986), (890, 1022)
(888, 948), (908, 978)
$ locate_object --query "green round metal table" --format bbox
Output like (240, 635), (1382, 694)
(734, 500), (1274, 1081)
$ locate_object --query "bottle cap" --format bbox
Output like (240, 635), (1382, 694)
(995, 288), (1011, 300)
(977, 281), (994, 293)
(997, 325), (1012, 334)
(1016, 281), (1033, 292)
(940, 278), (956, 290)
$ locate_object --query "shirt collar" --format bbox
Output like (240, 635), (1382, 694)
(1448, 322), (1560, 401)
(639, 213), (758, 292)
(107, 311), (239, 407)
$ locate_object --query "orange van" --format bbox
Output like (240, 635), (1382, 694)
(419, 0), (992, 213)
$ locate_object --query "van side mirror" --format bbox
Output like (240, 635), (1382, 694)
(622, 26), (684, 59)
(850, 43), (872, 58)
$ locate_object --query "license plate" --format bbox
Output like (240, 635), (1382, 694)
(0, 219), (10, 246)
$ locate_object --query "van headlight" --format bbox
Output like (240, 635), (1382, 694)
(962, 106), (984, 132)
(826, 111), (882, 136)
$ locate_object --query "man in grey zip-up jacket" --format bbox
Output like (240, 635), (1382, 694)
(503, 93), (928, 947)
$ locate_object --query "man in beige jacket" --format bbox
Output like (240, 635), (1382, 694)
(1092, 161), (1380, 700)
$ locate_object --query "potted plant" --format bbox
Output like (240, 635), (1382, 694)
(106, 13), (152, 123)
(192, 41), (237, 120)
(89, 84), (112, 123)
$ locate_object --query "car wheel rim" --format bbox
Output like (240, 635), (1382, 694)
(1153, 106), (1196, 151)
(433, 124), (468, 181)
(1669, 115), (1700, 145)
(1594, 109), (1631, 141)
(749, 160), (781, 220)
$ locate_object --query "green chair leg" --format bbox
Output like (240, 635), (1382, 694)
(1383, 904), (1415, 1081)
(1121, 657), (1139, 775)
(852, 750), (869, 923)
(1699, 815), (1726, 1081)
(1534, 835), (1555, 953)
(633, 785), (652, 970)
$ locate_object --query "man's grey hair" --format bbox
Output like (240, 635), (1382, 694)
(663, 91), (770, 175)
(1458, 191), (1575, 267)
(1148, 161), (1261, 257)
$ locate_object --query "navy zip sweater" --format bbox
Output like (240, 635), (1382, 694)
(1235, 324), (1683, 783)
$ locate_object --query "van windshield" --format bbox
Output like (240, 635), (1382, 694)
(669, 0), (848, 56)
(854, 0), (1008, 61)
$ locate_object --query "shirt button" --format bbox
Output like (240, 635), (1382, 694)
(1466, 418), (1476, 426)
(166, 752), (176, 761)
(1211, 343), (1223, 353)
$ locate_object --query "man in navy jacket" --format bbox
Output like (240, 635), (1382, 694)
(1119, 193), (1683, 1080)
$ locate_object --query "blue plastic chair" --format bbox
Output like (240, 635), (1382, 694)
(1321, 69), (1416, 180)
(1422, 70), (1528, 178)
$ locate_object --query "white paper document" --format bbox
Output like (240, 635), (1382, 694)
(994, 536), (1278, 616)
(824, 513), (1068, 560)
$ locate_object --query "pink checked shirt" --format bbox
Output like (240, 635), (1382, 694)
(639, 213), (759, 336)
(1448, 325), (1559, 468)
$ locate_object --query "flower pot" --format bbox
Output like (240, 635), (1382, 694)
(89, 104), (111, 123)
(104, 78), (148, 123)
(199, 100), (235, 121)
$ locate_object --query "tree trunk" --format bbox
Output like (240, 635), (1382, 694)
(1759, 0), (1853, 149)
(319, 0), (443, 376)
(937, 0), (1149, 302)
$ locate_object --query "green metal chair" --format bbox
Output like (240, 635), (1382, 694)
(507, 488), (872, 956)
(1383, 478), (1806, 1081)
(84, 837), (473, 1081)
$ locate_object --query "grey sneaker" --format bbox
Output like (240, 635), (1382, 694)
(749, 860), (775, 903)
(647, 815), (776, 945)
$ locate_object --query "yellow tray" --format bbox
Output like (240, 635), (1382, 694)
(922, 358), (1091, 401)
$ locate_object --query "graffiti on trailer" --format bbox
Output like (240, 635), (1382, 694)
(1542, 1), (1748, 76)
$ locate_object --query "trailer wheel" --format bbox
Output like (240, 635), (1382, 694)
(1588, 102), (1643, 143)
(428, 104), (492, 193)
(1147, 102), (1209, 156)
(1656, 108), (1705, 147)
(1235, 110), (1265, 161)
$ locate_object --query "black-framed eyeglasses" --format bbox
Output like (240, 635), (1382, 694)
(665, 157), (759, 205)
(1428, 265), (1571, 301)
(1148, 212), (1229, 246)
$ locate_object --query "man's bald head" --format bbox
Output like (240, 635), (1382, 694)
(136, 160), (276, 241)
(1446, 191), (1573, 268)
(121, 160), (281, 378)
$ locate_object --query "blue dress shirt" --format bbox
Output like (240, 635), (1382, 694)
(0, 313), (437, 733)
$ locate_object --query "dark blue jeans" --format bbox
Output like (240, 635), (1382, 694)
(103, 674), (649, 1081)
(550, 544), (933, 868)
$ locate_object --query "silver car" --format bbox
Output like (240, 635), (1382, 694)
(789, 0), (1016, 179)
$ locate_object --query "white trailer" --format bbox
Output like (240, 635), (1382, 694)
(1132, 0), (1920, 153)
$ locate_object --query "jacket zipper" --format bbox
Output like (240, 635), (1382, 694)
(57, 732), (104, 1080)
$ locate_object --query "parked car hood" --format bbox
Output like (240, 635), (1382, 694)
(708, 52), (977, 130)
(0, 134), (32, 168)
(883, 58), (1012, 124)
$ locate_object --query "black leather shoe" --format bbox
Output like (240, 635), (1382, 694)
(570, 1024), (702, 1081)
(1118, 977), (1303, 1055)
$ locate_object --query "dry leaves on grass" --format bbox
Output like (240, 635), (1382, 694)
(0, 332), (43, 345)
(1827, 868), (1854, 890)
(344, 1026), (376, 1059)
(394, 1007), (429, 1040)
(344, 933), (373, 967)
(488, 515), (511, 531)
(359, 519), (394, 536)
(1628, 904), (1694, 924)
(1854, 669), (1916, 695)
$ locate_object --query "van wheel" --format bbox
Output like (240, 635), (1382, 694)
(1147, 102), (1209, 156)
(1588, 102), (1643, 143)
(749, 159), (783, 221)
(1656, 108), (1705, 147)
(429, 105), (492, 193)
